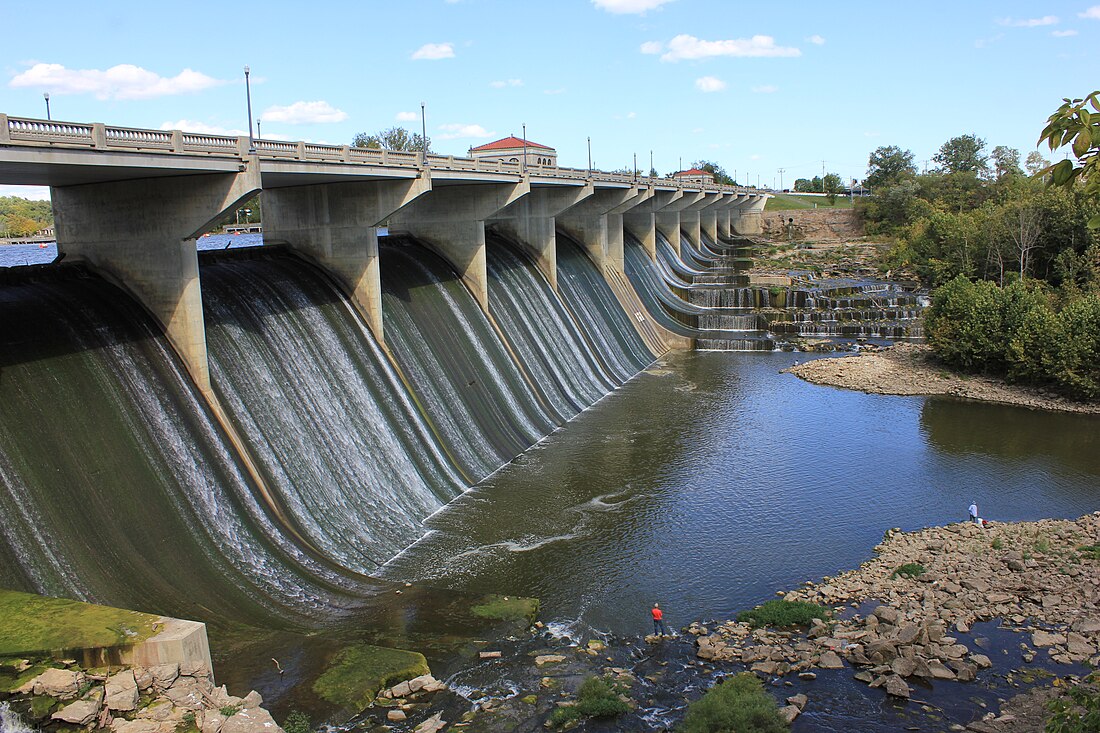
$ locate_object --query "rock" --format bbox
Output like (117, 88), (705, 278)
(241, 690), (263, 709)
(387, 709), (407, 722)
(854, 670), (874, 683)
(896, 624), (921, 645)
(53, 698), (101, 726)
(890, 658), (917, 677)
(133, 667), (154, 691)
(535, 654), (566, 666)
(112, 720), (165, 733)
(389, 680), (412, 698)
(106, 669), (140, 712)
(150, 664), (180, 690)
(970, 654), (992, 669)
(479, 651), (501, 659)
(786, 693), (807, 710)
(414, 712), (446, 733)
(928, 661), (956, 680)
(1072, 618), (1100, 634)
(751, 660), (778, 675)
(221, 707), (283, 733)
(179, 661), (210, 679)
(1031, 630), (1066, 647)
(873, 606), (899, 625)
(34, 668), (84, 699)
(818, 651), (844, 669)
(779, 704), (801, 723)
(798, 672), (817, 680)
(955, 620), (971, 633)
(885, 676), (910, 699)
(199, 711), (227, 733)
(136, 700), (185, 723)
(1066, 633), (1096, 657)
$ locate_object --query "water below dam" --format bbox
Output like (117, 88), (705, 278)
(383, 349), (1100, 635)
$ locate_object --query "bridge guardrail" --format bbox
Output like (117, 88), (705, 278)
(1, 113), (756, 195)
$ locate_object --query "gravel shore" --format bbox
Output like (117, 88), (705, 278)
(784, 343), (1100, 415)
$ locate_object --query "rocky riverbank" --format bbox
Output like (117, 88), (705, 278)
(785, 342), (1100, 414)
(693, 513), (1100, 730)
(2, 661), (283, 733)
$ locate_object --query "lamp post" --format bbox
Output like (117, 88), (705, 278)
(522, 123), (527, 172)
(244, 66), (255, 153)
(43, 92), (50, 121)
(420, 101), (427, 166)
(256, 119), (261, 140)
(649, 149), (653, 179)
(633, 152), (637, 182)
(587, 137), (592, 174)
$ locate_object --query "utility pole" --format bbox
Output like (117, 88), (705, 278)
(777, 167), (786, 191)
(650, 149), (653, 178)
(821, 160), (826, 192)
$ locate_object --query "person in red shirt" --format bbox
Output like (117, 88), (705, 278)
(651, 602), (668, 636)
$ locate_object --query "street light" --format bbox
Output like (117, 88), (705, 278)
(420, 102), (427, 167)
(587, 136), (592, 174)
(522, 123), (528, 173)
(43, 92), (50, 121)
(256, 119), (262, 140)
(244, 66), (255, 153)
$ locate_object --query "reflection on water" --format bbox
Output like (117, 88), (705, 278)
(384, 351), (1100, 635)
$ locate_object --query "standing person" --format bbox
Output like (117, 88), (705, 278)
(651, 603), (668, 636)
(969, 502), (979, 524)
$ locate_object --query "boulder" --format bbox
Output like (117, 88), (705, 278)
(928, 661), (956, 680)
(885, 676), (910, 699)
(34, 668), (84, 699)
(387, 710), (407, 722)
(111, 720), (166, 733)
(133, 667), (154, 692)
(535, 654), (566, 666)
(150, 664), (180, 690)
(896, 624), (921, 645)
(779, 704), (801, 723)
(751, 660), (778, 676)
(1031, 630), (1066, 647)
(818, 651), (844, 669)
(241, 691), (263, 710)
(873, 606), (899, 625)
(890, 658), (917, 677)
(179, 661), (210, 679)
(1072, 618), (1100, 634)
(221, 707), (283, 733)
(414, 712), (446, 733)
(199, 710), (227, 733)
(786, 693), (807, 710)
(105, 669), (140, 712)
(970, 654), (992, 669)
(53, 698), (101, 726)
(1066, 633), (1096, 657)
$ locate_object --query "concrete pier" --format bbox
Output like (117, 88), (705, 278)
(623, 189), (683, 261)
(556, 187), (650, 274)
(263, 176), (431, 344)
(655, 191), (705, 256)
(52, 166), (261, 395)
(389, 178), (529, 312)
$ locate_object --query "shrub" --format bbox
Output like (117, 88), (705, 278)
(1053, 295), (1100, 399)
(549, 675), (631, 728)
(926, 275), (1005, 371)
(1046, 678), (1100, 733)
(282, 711), (311, 733)
(678, 673), (788, 733)
(891, 563), (926, 579)
(737, 600), (830, 629)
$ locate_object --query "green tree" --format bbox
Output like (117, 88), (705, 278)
(678, 673), (787, 733)
(933, 134), (990, 176)
(865, 145), (916, 189)
(793, 178), (813, 192)
(991, 145), (1022, 179)
(823, 172), (843, 204)
(1025, 150), (1051, 177)
(926, 275), (1005, 371)
(351, 126), (432, 152)
(1038, 90), (1100, 228)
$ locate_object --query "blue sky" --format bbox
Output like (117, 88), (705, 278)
(2, 0), (1098, 199)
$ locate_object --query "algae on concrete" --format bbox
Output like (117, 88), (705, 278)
(312, 644), (429, 712)
(469, 595), (539, 624)
(0, 590), (159, 656)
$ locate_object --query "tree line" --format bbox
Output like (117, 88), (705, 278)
(895, 91), (1100, 400)
(0, 197), (53, 238)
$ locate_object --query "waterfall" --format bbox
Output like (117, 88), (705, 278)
(0, 702), (34, 733)
(0, 267), (367, 625)
(201, 250), (466, 574)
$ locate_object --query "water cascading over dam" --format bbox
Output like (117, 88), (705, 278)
(0, 266), (374, 626)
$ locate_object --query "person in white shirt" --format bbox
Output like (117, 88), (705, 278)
(969, 502), (979, 524)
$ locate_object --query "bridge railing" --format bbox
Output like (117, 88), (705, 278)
(1, 113), (756, 194)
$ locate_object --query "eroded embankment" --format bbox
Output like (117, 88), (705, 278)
(785, 343), (1100, 414)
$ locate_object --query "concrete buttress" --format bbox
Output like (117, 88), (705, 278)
(51, 165), (261, 396)
(262, 176), (430, 345)
(622, 189), (683, 261)
(556, 187), (651, 276)
(488, 182), (593, 291)
(655, 191), (705, 257)
(388, 177), (530, 312)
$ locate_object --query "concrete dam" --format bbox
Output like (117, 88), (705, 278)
(0, 114), (923, 630)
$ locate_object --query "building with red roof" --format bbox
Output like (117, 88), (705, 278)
(468, 135), (557, 167)
(672, 168), (715, 184)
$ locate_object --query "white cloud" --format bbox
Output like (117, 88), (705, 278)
(749, 154), (762, 161)
(752, 85), (778, 93)
(261, 101), (347, 124)
(396, 111), (419, 122)
(1080, 5), (1100, 18)
(490, 78), (523, 88)
(411, 43), (455, 60)
(806, 34), (826, 45)
(9, 63), (224, 100)
(592, 0), (674, 14)
(544, 88), (566, 95)
(695, 76), (726, 92)
(1052, 29), (1079, 36)
(659, 34), (801, 62)
(640, 40), (664, 54)
(863, 131), (881, 138)
(437, 123), (493, 140)
(997, 15), (1058, 26)
(159, 119), (248, 135)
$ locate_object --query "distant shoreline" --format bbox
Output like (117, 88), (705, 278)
(784, 342), (1100, 415)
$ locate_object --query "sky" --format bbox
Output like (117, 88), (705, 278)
(2, 0), (1098, 200)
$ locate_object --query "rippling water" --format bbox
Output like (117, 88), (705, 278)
(0, 234), (262, 269)
(384, 350), (1100, 634)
